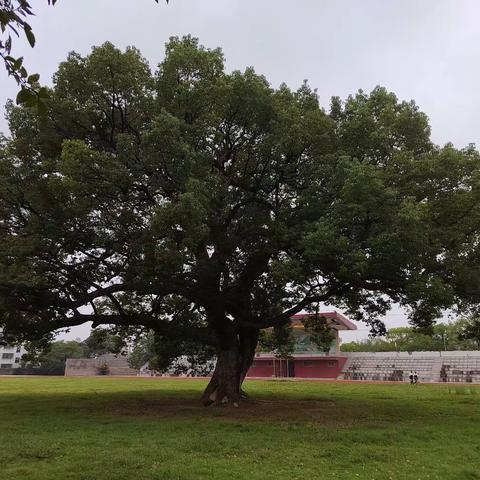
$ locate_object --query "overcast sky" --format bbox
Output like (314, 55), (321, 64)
(0, 0), (476, 340)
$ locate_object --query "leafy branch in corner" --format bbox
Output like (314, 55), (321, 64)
(0, 0), (168, 109)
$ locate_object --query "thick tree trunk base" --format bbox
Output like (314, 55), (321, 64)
(201, 327), (258, 406)
(201, 347), (242, 406)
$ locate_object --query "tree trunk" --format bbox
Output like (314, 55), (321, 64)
(201, 327), (258, 406)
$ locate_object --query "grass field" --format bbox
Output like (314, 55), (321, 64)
(0, 378), (479, 480)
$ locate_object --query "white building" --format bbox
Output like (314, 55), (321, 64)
(0, 330), (26, 370)
(0, 344), (26, 370)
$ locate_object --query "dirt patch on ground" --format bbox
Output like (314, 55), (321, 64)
(105, 397), (374, 428)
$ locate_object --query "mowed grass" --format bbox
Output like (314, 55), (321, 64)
(1, 378), (479, 480)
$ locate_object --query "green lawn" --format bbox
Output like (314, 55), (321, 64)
(0, 377), (479, 480)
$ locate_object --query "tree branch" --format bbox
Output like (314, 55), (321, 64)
(236, 288), (337, 329)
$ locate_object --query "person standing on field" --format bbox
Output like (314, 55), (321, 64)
(413, 371), (418, 384)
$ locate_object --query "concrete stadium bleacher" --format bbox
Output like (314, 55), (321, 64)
(340, 352), (480, 383)
(342, 355), (437, 382)
(440, 356), (480, 383)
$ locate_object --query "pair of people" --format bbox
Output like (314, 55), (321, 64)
(409, 370), (418, 384)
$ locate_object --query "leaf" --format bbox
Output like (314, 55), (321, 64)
(5, 36), (11, 53)
(27, 73), (40, 84)
(16, 87), (35, 105)
(12, 57), (23, 70)
(0, 11), (8, 30)
(25, 27), (35, 48)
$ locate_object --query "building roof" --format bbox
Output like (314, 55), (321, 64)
(290, 311), (357, 331)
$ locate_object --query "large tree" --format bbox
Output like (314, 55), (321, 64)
(1, 37), (480, 405)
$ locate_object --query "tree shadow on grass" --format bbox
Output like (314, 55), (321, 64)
(103, 394), (473, 430)
(0, 379), (480, 429)
(3, 385), (471, 430)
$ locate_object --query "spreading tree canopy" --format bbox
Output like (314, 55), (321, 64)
(1, 37), (480, 404)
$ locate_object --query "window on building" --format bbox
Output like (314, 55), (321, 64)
(267, 361), (273, 366)
(14, 357), (20, 364)
(327, 360), (337, 367)
(303, 360), (314, 366)
(0, 364), (13, 369)
(16, 346), (21, 353)
(2, 353), (14, 359)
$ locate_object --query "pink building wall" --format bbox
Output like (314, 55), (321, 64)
(247, 356), (348, 379)
(293, 357), (347, 378)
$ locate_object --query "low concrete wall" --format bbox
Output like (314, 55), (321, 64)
(65, 355), (138, 376)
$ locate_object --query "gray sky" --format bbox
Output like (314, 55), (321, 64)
(0, 0), (476, 340)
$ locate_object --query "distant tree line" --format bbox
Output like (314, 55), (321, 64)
(19, 328), (123, 374)
(14, 315), (480, 374)
(341, 316), (480, 352)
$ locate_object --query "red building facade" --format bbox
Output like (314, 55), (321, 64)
(247, 311), (356, 379)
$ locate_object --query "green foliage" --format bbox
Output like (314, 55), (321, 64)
(458, 315), (480, 348)
(341, 319), (480, 352)
(127, 331), (156, 370)
(21, 327), (123, 373)
(1, 37), (480, 374)
(258, 323), (295, 359)
(0, 1), (57, 107)
(149, 334), (216, 375)
(83, 328), (124, 357)
(21, 340), (87, 374)
(128, 329), (216, 375)
(302, 315), (335, 352)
